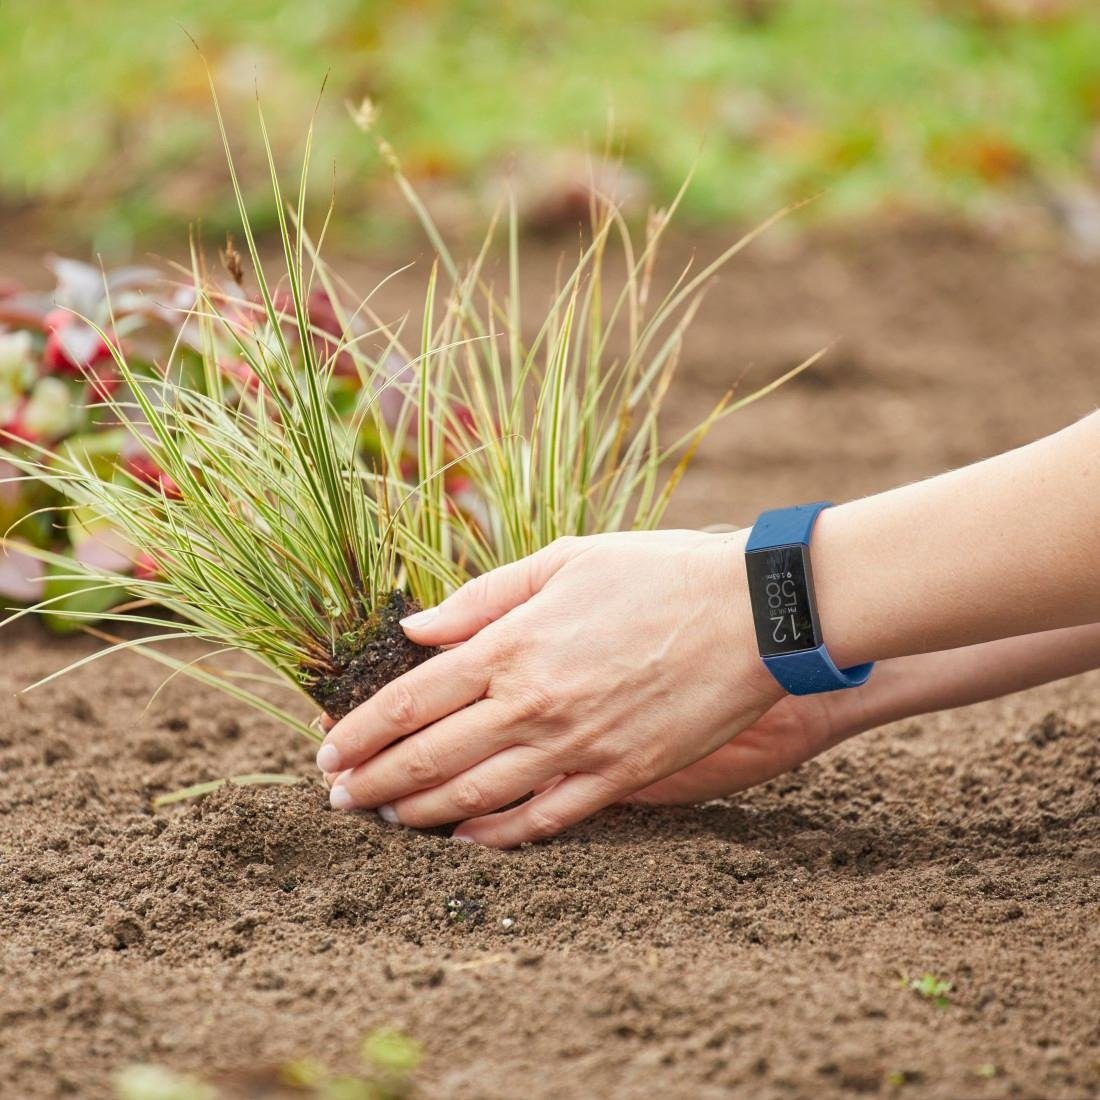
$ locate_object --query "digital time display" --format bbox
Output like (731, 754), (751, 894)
(745, 545), (821, 657)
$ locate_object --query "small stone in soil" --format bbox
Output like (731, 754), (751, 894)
(445, 897), (483, 925)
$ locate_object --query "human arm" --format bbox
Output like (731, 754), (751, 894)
(316, 412), (1100, 846)
(630, 621), (1100, 805)
(812, 411), (1100, 665)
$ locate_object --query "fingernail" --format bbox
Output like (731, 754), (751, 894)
(377, 804), (399, 825)
(316, 743), (340, 772)
(400, 607), (439, 630)
(329, 785), (355, 811)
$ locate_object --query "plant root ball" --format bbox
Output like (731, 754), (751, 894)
(303, 590), (440, 722)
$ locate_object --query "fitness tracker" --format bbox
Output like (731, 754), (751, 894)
(744, 502), (874, 695)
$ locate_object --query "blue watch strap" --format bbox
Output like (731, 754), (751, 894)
(763, 644), (872, 695)
(745, 500), (833, 553)
(747, 502), (874, 696)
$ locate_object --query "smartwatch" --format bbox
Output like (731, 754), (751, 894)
(744, 502), (873, 695)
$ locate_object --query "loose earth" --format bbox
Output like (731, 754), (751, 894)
(2, 218), (1098, 1099)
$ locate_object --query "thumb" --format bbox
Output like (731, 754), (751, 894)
(400, 537), (580, 646)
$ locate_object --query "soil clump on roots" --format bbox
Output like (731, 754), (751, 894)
(302, 590), (440, 721)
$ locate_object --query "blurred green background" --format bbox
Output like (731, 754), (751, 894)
(2, 0), (1099, 253)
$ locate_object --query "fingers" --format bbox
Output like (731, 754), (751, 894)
(328, 699), (513, 810)
(532, 773), (565, 796)
(399, 538), (579, 647)
(387, 747), (560, 828)
(315, 646), (490, 774)
(452, 772), (621, 849)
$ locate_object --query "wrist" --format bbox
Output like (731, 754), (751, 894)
(742, 504), (875, 696)
(807, 502), (882, 669)
(817, 669), (888, 743)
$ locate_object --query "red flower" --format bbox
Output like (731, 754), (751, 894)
(452, 403), (477, 435)
(85, 364), (121, 403)
(219, 358), (261, 391)
(43, 309), (112, 376)
(132, 551), (160, 581)
(0, 399), (37, 445)
(124, 452), (181, 499)
(307, 289), (356, 376)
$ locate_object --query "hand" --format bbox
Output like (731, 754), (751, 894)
(625, 691), (856, 805)
(315, 530), (784, 847)
(631, 620), (1100, 804)
(318, 683), (854, 806)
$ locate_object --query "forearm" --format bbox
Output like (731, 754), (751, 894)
(830, 621), (1100, 738)
(813, 411), (1100, 667)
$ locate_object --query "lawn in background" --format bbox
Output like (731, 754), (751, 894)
(1, 0), (1099, 249)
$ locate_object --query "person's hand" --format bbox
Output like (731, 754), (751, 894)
(318, 683), (858, 805)
(315, 530), (785, 847)
(624, 691), (858, 805)
(626, 617), (1100, 804)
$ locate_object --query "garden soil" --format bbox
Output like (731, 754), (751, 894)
(2, 218), (1098, 1099)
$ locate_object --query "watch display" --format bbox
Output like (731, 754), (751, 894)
(745, 544), (821, 657)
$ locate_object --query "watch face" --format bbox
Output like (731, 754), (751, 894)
(745, 545), (821, 657)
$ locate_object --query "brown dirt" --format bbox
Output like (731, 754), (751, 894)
(2, 219), (1099, 1099)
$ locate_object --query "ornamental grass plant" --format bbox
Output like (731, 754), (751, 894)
(335, 102), (823, 576)
(1, 99), (462, 747)
(0, 90), (822, 798)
